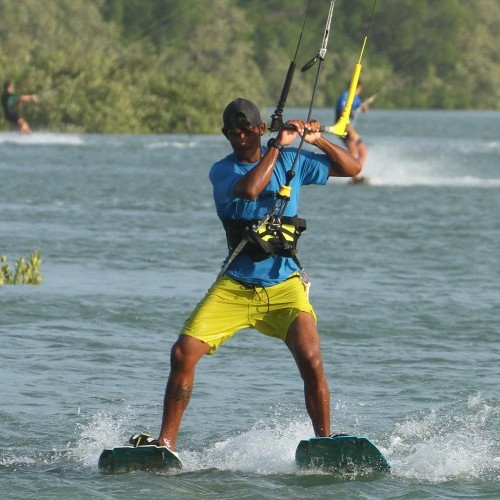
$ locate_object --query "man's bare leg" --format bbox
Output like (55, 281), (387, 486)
(158, 334), (210, 450)
(18, 117), (32, 134)
(285, 312), (331, 436)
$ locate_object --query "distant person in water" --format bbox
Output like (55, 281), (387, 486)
(1, 80), (38, 134)
(335, 81), (374, 183)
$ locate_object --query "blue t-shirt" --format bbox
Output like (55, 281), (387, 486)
(335, 90), (362, 122)
(209, 146), (330, 286)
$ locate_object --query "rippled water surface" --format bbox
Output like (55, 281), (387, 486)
(1, 110), (499, 499)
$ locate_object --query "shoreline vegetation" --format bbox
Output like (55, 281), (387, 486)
(0, 251), (43, 286)
(0, 0), (499, 134)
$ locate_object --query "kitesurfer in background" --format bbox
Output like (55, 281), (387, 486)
(1, 80), (38, 134)
(335, 81), (374, 183)
(130, 98), (361, 452)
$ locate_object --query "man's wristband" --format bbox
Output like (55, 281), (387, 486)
(267, 138), (284, 153)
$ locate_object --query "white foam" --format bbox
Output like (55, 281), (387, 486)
(0, 132), (84, 145)
(357, 141), (500, 187)
(181, 419), (311, 474)
(69, 411), (130, 468)
(146, 140), (197, 149)
(387, 394), (498, 482)
(68, 394), (498, 481)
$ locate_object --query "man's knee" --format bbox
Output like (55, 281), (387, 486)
(170, 335), (209, 369)
(170, 342), (185, 367)
(302, 349), (324, 374)
(288, 333), (325, 378)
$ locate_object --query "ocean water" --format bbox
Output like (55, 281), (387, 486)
(0, 110), (499, 499)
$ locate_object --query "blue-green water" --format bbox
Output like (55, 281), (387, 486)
(1, 110), (499, 499)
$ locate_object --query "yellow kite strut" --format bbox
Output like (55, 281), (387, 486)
(322, 35), (368, 137)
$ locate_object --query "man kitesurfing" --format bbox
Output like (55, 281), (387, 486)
(128, 98), (361, 453)
(1, 80), (38, 134)
(124, 0), (377, 461)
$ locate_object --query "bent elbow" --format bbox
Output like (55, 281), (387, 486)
(353, 160), (363, 177)
(233, 184), (259, 200)
(241, 189), (259, 200)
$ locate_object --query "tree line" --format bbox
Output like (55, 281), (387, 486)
(1, 0), (498, 134)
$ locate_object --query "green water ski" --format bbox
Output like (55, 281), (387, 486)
(98, 445), (183, 474)
(296, 435), (390, 473)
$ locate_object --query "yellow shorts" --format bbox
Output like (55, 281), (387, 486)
(182, 273), (316, 354)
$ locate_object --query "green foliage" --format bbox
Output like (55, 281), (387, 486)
(0, 251), (43, 286)
(0, 0), (499, 134)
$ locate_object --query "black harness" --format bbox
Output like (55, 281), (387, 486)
(222, 215), (306, 263)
